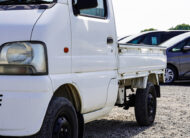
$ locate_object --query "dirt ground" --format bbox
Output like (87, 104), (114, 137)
(84, 81), (190, 138)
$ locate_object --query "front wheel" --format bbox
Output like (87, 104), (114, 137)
(135, 82), (157, 126)
(34, 97), (78, 138)
(165, 65), (176, 84)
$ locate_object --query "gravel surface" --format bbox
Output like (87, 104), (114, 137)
(84, 81), (190, 138)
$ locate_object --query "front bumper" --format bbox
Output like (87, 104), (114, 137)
(0, 76), (53, 136)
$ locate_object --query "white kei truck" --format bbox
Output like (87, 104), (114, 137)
(0, 0), (166, 137)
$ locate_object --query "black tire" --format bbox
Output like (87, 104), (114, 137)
(165, 65), (177, 84)
(135, 82), (157, 126)
(77, 113), (84, 138)
(33, 97), (78, 138)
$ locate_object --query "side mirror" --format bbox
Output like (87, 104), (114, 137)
(76, 0), (98, 10)
(183, 46), (190, 52)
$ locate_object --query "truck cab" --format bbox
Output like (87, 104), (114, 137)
(0, 0), (166, 137)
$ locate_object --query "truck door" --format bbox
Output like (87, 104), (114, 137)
(69, 0), (117, 113)
(169, 38), (190, 78)
(179, 38), (190, 78)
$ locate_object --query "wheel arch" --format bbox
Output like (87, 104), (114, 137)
(167, 63), (179, 79)
(52, 83), (82, 113)
(148, 73), (159, 85)
(131, 74), (159, 89)
(148, 74), (160, 98)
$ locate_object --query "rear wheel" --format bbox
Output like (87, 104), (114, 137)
(34, 97), (78, 138)
(135, 82), (157, 126)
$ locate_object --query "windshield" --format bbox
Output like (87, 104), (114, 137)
(0, 0), (54, 5)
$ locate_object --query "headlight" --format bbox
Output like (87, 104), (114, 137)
(0, 42), (47, 75)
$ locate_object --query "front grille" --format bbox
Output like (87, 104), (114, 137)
(0, 94), (3, 106)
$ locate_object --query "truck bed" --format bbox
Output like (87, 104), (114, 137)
(118, 43), (167, 80)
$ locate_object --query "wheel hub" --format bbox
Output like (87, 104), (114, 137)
(147, 93), (156, 121)
(165, 68), (174, 83)
(53, 116), (72, 138)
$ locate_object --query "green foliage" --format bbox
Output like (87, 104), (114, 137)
(169, 24), (190, 30)
(141, 28), (157, 32)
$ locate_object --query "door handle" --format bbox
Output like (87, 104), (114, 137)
(107, 37), (114, 44)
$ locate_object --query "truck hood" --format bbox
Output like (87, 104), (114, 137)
(0, 9), (45, 45)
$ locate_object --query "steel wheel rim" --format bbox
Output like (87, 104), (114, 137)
(53, 116), (72, 138)
(147, 92), (156, 121)
(165, 68), (174, 83)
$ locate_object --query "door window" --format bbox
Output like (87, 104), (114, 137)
(77, 0), (107, 18)
(142, 33), (160, 45)
(171, 40), (187, 52)
(129, 32), (160, 45)
(151, 36), (158, 45)
(161, 32), (186, 43)
(129, 36), (145, 44)
(186, 39), (190, 46)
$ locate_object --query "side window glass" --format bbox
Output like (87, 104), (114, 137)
(131, 39), (139, 44)
(186, 39), (190, 46)
(129, 33), (160, 45)
(129, 36), (145, 44)
(171, 41), (186, 52)
(151, 36), (158, 45)
(79, 0), (107, 18)
(144, 33), (160, 45)
(130, 37), (142, 44)
(142, 35), (151, 45)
